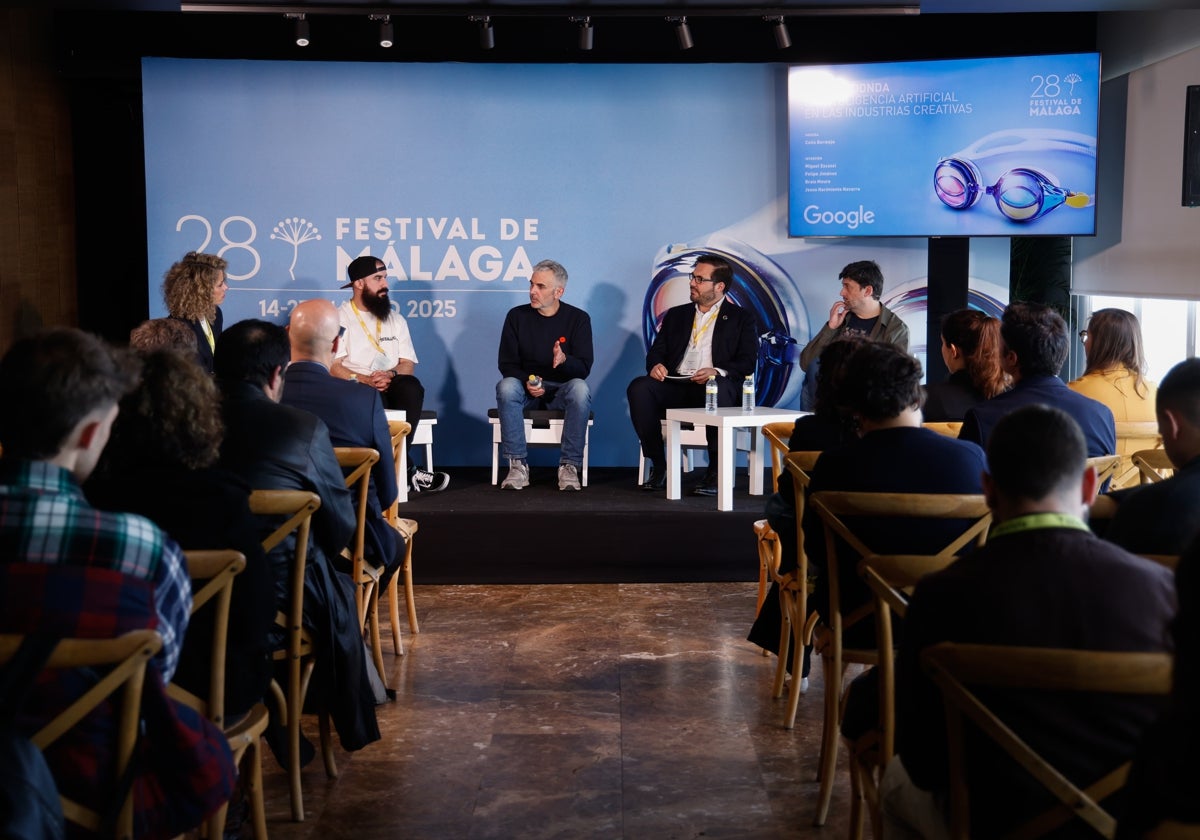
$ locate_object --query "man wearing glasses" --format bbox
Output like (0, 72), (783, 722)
(626, 253), (758, 495)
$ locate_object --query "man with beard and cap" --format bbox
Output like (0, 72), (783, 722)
(332, 255), (450, 494)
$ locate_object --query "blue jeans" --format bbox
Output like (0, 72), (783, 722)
(495, 376), (592, 467)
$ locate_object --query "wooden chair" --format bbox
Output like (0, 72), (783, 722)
(845, 552), (960, 840)
(385, 420), (421, 641)
(248, 488), (331, 822)
(0, 628), (162, 838)
(755, 420), (796, 617)
(1133, 448), (1175, 484)
(922, 421), (963, 438)
(770, 450), (822, 730)
(173, 549), (269, 840)
(334, 446), (390, 678)
(808, 490), (992, 826)
(1087, 454), (1124, 489)
(385, 419), (412, 517)
(1112, 421), (1163, 489)
(921, 642), (1173, 839)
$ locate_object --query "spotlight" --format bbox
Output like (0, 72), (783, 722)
(471, 15), (495, 50)
(767, 16), (791, 50)
(573, 16), (594, 51)
(287, 13), (309, 47)
(372, 15), (394, 49)
(668, 16), (693, 51)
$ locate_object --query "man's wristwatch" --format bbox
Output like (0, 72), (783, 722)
(390, 370), (398, 379)
(349, 374), (358, 382)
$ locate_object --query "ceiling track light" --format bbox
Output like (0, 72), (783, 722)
(667, 16), (693, 51)
(766, 16), (791, 50)
(571, 16), (594, 51)
(470, 15), (495, 50)
(286, 12), (309, 47)
(370, 14), (393, 49)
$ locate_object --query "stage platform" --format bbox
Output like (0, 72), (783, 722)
(398, 465), (772, 584)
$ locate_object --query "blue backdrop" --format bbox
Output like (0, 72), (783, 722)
(142, 58), (1008, 468)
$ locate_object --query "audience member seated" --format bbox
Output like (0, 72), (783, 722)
(0, 327), (235, 838)
(1118, 532), (1200, 838)
(213, 319), (381, 757)
(746, 334), (865, 680)
(85, 347), (274, 719)
(803, 341), (988, 651)
(883, 405), (1176, 839)
(281, 299), (405, 588)
(959, 301), (1116, 456)
(922, 308), (1008, 422)
(1070, 308), (1158, 482)
(128, 316), (198, 355)
(1104, 358), (1200, 556)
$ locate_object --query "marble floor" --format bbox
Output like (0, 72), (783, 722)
(254, 582), (855, 840)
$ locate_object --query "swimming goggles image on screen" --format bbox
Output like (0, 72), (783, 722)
(644, 237), (808, 408)
(933, 129), (1096, 223)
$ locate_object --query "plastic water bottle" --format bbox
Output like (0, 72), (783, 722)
(528, 374), (542, 390)
(742, 374), (756, 412)
(705, 376), (718, 413)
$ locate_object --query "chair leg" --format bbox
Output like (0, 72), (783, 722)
(286, 665), (304, 821)
(783, 620), (806, 730)
(813, 645), (843, 826)
(847, 741), (866, 840)
(246, 736), (267, 840)
(386, 573), (404, 656)
(403, 536), (419, 634)
(772, 594), (792, 700)
(319, 712), (338, 778)
(367, 585), (387, 684)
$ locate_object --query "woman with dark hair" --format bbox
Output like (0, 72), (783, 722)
(1070, 308), (1158, 484)
(86, 348), (273, 719)
(922, 308), (1008, 421)
(162, 251), (229, 372)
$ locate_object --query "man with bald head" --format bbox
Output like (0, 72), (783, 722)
(282, 298), (404, 589)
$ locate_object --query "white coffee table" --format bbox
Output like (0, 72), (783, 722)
(665, 406), (804, 511)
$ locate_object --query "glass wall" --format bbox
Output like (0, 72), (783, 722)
(1071, 295), (1198, 384)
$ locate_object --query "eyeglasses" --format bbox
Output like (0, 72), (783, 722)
(689, 273), (716, 284)
(1078, 329), (1088, 340)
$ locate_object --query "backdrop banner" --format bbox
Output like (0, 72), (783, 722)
(142, 58), (1006, 467)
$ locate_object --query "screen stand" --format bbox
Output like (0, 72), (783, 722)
(925, 237), (970, 385)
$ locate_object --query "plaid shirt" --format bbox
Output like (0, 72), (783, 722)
(0, 459), (191, 680)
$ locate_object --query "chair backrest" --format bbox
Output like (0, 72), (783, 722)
(1115, 420), (1162, 450)
(810, 491), (992, 648)
(782, 451), (822, 568)
(385, 420), (411, 524)
(1133, 448), (1175, 484)
(922, 421), (963, 438)
(170, 550), (246, 729)
(334, 447), (381, 624)
(920, 642), (1173, 840)
(0, 629), (163, 837)
(247, 489), (321, 664)
(1087, 454), (1123, 488)
(762, 421), (795, 492)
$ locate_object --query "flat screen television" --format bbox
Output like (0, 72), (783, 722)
(787, 52), (1101, 238)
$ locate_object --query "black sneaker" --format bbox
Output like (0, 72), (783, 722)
(411, 468), (449, 493)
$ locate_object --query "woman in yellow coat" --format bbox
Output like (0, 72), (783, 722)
(1069, 308), (1158, 487)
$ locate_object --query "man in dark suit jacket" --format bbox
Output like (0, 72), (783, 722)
(626, 253), (759, 495)
(959, 302), (1116, 456)
(282, 299), (404, 587)
(214, 318), (381, 755)
(1105, 357), (1200, 556)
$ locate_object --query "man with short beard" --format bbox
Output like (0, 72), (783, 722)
(332, 254), (449, 494)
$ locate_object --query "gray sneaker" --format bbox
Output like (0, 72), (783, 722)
(501, 460), (529, 490)
(557, 463), (581, 491)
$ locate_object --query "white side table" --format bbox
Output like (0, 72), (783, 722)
(665, 406), (805, 511)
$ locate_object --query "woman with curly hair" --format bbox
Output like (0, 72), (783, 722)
(162, 251), (228, 372)
(922, 308), (1009, 421)
(86, 348), (273, 719)
(1070, 308), (1158, 484)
